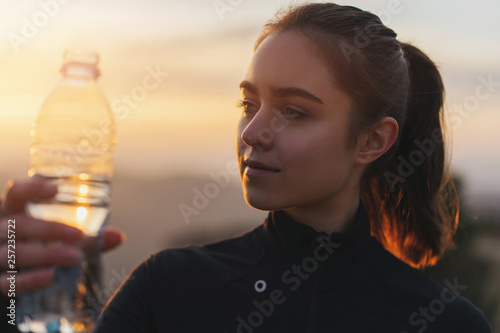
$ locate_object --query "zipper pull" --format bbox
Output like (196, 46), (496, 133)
(313, 233), (341, 260)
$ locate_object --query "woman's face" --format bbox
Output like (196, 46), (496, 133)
(236, 32), (361, 212)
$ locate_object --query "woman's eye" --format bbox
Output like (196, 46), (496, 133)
(282, 106), (305, 119)
(237, 99), (259, 115)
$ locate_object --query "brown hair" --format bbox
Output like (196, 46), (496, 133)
(255, 3), (458, 268)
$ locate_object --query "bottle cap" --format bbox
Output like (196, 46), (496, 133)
(60, 48), (101, 79)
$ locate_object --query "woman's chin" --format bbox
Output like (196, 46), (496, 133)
(243, 194), (287, 212)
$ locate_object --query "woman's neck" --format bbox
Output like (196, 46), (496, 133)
(282, 192), (361, 235)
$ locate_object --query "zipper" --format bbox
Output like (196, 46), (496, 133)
(305, 233), (328, 333)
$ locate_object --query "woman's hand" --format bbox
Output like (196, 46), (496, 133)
(0, 179), (125, 296)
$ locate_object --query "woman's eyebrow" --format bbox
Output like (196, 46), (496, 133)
(271, 86), (324, 104)
(239, 80), (258, 95)
(239, 80), (324, 105)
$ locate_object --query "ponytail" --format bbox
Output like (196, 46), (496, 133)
(256, 3), (459, 268)
(362, 43), (459, 268)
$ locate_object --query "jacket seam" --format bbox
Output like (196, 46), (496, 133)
(368, 250), (414, 320)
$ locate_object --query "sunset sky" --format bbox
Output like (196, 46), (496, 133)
(1, 0), (499, 198)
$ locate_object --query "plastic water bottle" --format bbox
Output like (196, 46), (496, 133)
(18, 49), (116, 333)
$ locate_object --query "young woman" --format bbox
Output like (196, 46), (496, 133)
(0, 3), (493, 332)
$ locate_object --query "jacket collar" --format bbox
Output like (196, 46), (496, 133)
(266, 202), (371, 260)
(259, 202), (381, 288)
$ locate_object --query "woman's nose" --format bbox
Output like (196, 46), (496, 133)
(240, 109), (278, 151)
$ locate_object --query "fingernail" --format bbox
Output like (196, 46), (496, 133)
(118, 230), (126, 243)
(41, 182), (58, 195)
(66, 227), (83, 240)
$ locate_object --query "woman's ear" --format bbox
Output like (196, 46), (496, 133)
(355, 117), (399, 165)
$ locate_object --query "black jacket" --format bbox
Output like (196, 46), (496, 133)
(95, 204), (492, 332)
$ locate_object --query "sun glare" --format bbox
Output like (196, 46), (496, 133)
(79, 184), (89, 196)
(76, 206), (87, 222)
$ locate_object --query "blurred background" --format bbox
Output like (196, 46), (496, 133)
(1, 0), (499, 330)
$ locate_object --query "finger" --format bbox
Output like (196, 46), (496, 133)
(102, 228), (126, 252)
(1, 179), (57, 216)
(0, 241), (82, 269)
(0, 216), (82, 243)
(0, 269), (54, 296)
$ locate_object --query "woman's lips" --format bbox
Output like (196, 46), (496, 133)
(244, 159), (280, 177)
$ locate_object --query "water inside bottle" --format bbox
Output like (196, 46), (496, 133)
(27, 174), (110, 235)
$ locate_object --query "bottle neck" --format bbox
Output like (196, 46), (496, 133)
(61, 63), (100, 81)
